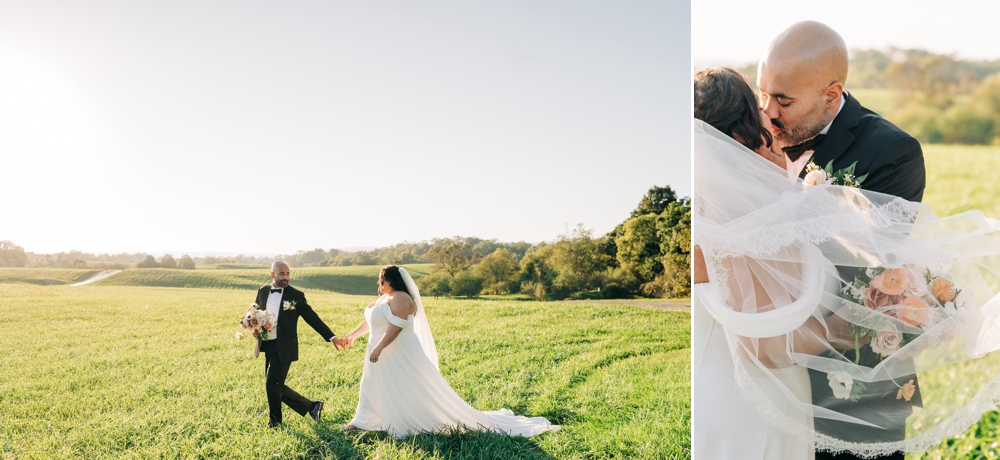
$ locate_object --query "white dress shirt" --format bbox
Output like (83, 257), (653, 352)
(787, 94), (848, 180)
(264, 284), (283, 341)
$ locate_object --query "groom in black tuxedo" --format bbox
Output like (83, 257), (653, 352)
(254, 261), (340, 427)
(758, 22), (925, 460)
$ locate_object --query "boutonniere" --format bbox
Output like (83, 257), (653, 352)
(803, 160), (866, 189)
(282, 300), (296, 311)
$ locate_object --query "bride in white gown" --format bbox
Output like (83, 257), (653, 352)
(337, 265), (559, 438)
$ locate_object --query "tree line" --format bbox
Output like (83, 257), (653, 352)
(1, 185), (691, 299)
(269, 186), (689, 299)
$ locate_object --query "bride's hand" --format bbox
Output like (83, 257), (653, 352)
(369, 347), (382, 363)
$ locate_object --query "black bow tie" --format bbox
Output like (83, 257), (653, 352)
(270, 288), (282, 293)
(783, 134), (826, 162)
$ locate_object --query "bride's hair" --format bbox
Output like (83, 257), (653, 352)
(694, 67), (773, 151)
(379, 265), (411, 295)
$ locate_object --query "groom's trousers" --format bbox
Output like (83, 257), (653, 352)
(261, 340), (315, 425)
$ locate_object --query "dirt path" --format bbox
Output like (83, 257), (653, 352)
(560, 299), (690, 312)
(71, 270), (121, 286)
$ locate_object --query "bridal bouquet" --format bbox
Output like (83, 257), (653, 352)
(825, 264), (970, 402)
(239, 304), (276, 341)
(839, 264), (971, 361)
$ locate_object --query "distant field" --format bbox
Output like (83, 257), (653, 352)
(0, 268), (101, 285)
(0, 285), (690, 459)
(89, 264), (434, 295)
(0, 265), (435, 296)
(923, 144), (1000, 219)
(848, 87), (899, 116)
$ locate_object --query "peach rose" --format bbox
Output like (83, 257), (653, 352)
(263, 321), (274, 331)
(863, 287), (905, 311)
(929, 278), (956, 303)
(898, 296), (930, 326)
(249, 317), (260, 328)
(871, 324), (902, 358)
(897, 379), (916, 401)
(872, 268), (908, 296)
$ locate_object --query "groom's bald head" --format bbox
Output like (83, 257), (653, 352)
(757, 21), (848, 147)
(762, 21), (848, 86)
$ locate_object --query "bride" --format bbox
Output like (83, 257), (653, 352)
(336, 265), (559, 438)
(693, 67), (1000, 459)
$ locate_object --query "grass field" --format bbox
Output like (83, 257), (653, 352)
(907, 145), (1000, 459)
(0, 283), (690, 459)
(0, 268), (102, 285)
(84, 264), (434, 296)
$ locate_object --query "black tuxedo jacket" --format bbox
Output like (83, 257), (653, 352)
(805, 93), (925, 445)
(254, 285), (335, 362)
(801, 92), (926, 203)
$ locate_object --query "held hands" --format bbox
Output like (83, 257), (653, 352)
(332, 336), (354, 351)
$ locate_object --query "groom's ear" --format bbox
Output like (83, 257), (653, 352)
(824, 82), (844, 108)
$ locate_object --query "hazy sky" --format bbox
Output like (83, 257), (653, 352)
(694, 0), (1000, 66)
(1, 0), (689, 255)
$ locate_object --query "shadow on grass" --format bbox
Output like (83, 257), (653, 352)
(302, 423), (557, 460)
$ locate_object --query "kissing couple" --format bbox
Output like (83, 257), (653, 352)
(249, 261), (560, 437)
(693, 20), (1000, 460)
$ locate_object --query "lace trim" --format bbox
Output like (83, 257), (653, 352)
(727, 331), (1000, 458)
(694, 196), (920, 260)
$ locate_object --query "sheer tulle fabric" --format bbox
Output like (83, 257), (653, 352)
(694, 119), (1000, 456)
(349, 274), (559, 438)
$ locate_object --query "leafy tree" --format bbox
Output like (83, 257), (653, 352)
(652, 201), (692, 298)
(0, 240), (27, 267)
(349, 251), (376, 266)
(72, 259), (88, 268)
(427, 241), (472, 276)
(417, 272), (452, 297)
(519, 248), (557, 299)
(616, 214), (663, 285)
(451, 269), (485, 298)
(630, 186), (679, 218)
(178, 255), (196, 270)
(137, 255), (159, 268)
(159, 254), (177, 269)
(479, 248), (520, 294)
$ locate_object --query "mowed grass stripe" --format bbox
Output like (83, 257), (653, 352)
(0, 285), (689, 459)
(65, 264), (434, 295)
(0, 268), (102, 285)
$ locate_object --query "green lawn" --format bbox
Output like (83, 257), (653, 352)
(906, 144), (1000, 459)
(0, 268), (102, 285)
(82, 264), (434, 296)
(0, 284), (690, 459)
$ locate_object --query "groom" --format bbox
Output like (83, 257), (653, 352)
(254, 261), (340, 427)
(757, 22), (926, 460)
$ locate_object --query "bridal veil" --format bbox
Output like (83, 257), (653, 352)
(694, 118), (1000, 456)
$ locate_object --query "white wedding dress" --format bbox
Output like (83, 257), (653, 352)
(693, 282), (815, 460)
(348, 279), (559, 438)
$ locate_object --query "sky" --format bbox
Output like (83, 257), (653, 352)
(694, 0), (1000, 67)
(0, 0), (689, 256)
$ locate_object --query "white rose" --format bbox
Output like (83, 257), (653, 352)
(803, 169), (828, 189)
(827, 371), (854, 400)
(905, 267), (928, 296)
(955, 290), (973, 309)
(871, 324), (903, 358)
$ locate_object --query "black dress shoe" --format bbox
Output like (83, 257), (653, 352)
(309, 401), (323, 422)
(268, 420), (281, 429)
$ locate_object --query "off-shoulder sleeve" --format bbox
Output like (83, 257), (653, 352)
(382, 303), (411, 328)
